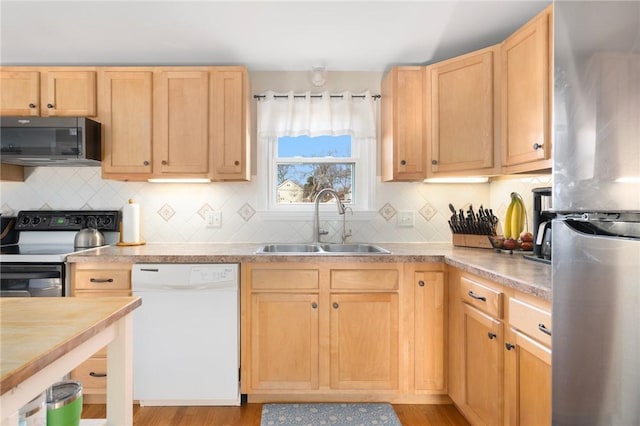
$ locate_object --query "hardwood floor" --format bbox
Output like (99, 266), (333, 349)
(82, 403), (470, 425)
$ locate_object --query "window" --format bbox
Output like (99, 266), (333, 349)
(256, 91), (377, 214)
(276, 135), (354, 205)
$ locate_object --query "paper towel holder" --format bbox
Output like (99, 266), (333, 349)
(117, 199), (146, 246)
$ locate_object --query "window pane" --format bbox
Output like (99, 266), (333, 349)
(278, 135), (351, 158)
(277, 162), (353, 204)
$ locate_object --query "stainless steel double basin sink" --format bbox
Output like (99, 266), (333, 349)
(256, 243), (390, 255)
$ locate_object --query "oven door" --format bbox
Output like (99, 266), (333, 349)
(0, 263), (64, 297)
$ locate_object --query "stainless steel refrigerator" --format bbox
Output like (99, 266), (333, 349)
(552, 1), (640, 425)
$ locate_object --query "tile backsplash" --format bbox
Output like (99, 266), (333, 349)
(0, 167), (551, 243)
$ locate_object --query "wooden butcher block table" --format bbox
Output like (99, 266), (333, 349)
(1, 297), (141, 425)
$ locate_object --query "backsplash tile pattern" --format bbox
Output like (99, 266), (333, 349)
(0, 167), (551, 243)
(378, 203), (397, 221)
(419, 203), (437, 221)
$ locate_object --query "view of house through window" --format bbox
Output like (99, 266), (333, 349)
(276, 135), (354, 205)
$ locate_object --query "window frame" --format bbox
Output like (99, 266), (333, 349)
(258, 134), (376, 215)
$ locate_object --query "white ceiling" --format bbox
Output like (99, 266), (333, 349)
(0, 0), (550, 71)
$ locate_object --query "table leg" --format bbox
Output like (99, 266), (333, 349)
(106, 314), (133, 426)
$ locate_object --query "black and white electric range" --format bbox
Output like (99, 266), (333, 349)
(0, 210), (120, 297)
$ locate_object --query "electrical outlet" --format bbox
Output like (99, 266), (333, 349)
(397, 211), (414, 227)
(205, 211), (222, 228)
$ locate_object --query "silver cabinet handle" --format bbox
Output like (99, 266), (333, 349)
(538, 323), (552, 336)
(333, 302), (339, 309)
(311, 302), (318, 309)
(488, 332), (497, 340)
(418, 280), (425, 287)
(89, 372), (107, 378)
(533, 143), (544, 150)
(468, 290), (487, 302)
(505, 342), (515, 351)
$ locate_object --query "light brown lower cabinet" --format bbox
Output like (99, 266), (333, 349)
(70, 263), (132, 404)
(449, 267), (552, 426)
(504, 297), (552, 426)
(241, 261), (449, 403)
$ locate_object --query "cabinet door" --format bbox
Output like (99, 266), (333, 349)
(100, 71), (154, 176)
(502, 7), (551, 169)
(154, 70), (210, 175)
(505, 329), (551, 426)
(463, 303), (504, 425)
(414, 271), (445, 391)
(250, 293), (319, 390)
(210, 69), (250, 181)
(0, 70), (40, 116)
(381, 67), (426, 181)
(330, 293), (399, 390)
(42, 71), (96, 116)
(428, 47), (497, 175)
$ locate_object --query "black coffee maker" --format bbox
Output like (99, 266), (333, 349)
(529, 187), (555, 263)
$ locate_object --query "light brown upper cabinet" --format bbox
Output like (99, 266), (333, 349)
(210, 68), (250, 181)
(501, 5), (553, 173)
(154, 70), (211, 177)
(426, 45), (500, 177)
(99, 66), (250, 181)
(381, 67), (427, 181)
(0, 68), (96, 117)
(100, 70), (154, 177)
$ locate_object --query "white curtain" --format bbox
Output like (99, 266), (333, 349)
(257, 91), (377, 138)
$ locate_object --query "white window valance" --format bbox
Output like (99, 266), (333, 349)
(257, 91), (377, 139)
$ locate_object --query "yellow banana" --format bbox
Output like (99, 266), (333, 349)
(504, 192), (528, 239)
(510, 196), (522, 239)
(504, 197), (516, 239)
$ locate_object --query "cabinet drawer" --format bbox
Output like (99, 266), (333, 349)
(330, 268), (399, 290)
(509, 297), (552, 347)
(74, 269), (130, 291)
(251, 268), (319, 290)
(71, 358), (107, 390)
(460, 276), (503, 319)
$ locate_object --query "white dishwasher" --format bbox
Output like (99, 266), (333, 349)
(132, 263), (239, 406)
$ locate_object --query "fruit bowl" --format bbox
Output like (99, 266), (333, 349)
(488, 235), (506, 249)
(488, 235), (533, 252)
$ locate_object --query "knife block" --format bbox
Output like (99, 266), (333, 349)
(452, 234), (493, 249)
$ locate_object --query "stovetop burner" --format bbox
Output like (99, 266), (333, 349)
(1, 210), (120, 263)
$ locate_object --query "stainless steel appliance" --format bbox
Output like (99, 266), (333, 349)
(552, 2), (640, 425)
(0, 210), (120, 297)
(0, 117), (101, 166)
(525, 187), (555, 264)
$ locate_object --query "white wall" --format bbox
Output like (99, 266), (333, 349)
(0, 71), (551, 243)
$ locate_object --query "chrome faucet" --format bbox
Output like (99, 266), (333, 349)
(313, 188), (346, 244)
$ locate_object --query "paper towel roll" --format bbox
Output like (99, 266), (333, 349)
(122, 199), (141, 243)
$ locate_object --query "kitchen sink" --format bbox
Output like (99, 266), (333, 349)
(319, 243), (390, 253)
(256, 243), (390, 255)
(258, 244), (322, 253)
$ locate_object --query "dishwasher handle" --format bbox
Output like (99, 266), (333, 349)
(138, 282), (238, 291)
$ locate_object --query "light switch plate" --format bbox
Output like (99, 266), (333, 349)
(205, 211), (222, 228)
(397, 211), (414, 227)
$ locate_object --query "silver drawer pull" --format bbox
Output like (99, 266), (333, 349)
(89, 278), (114, 283)
(538, 323), (552, 336)
(468, 290), (487, 302)
(89, 372), (107, 378)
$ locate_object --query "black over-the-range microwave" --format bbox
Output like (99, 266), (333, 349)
(0, 116), (101, 166)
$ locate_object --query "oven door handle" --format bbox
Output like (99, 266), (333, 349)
(0, 272), (61, 279)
